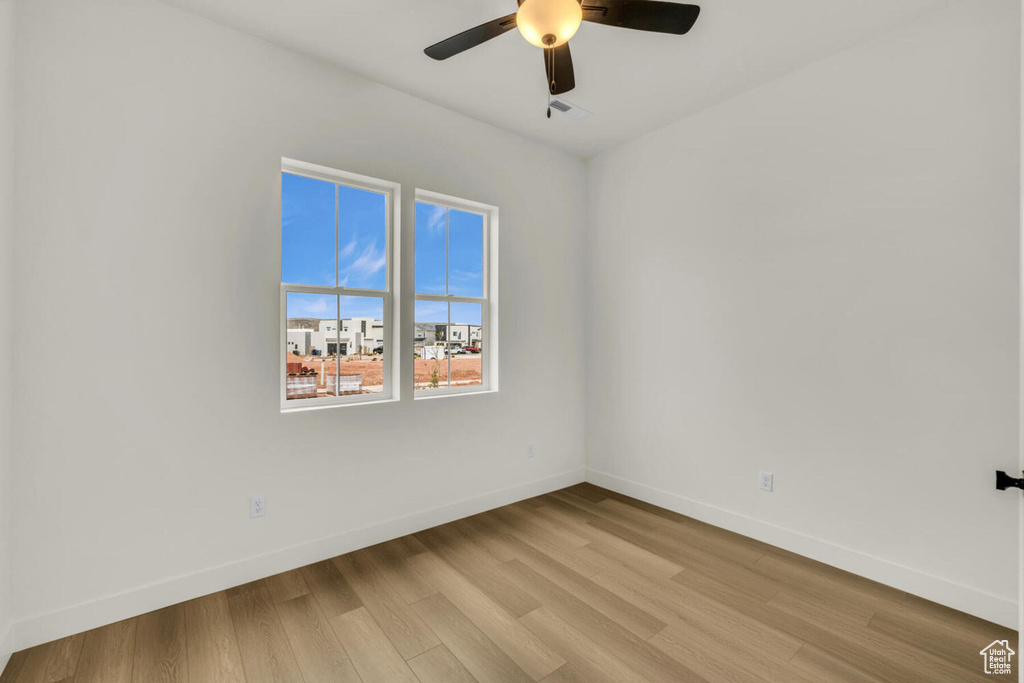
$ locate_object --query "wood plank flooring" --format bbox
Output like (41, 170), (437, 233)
(2, 483), (1017, 682)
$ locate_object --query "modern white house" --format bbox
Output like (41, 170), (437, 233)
(447, 323), (482, 348)
(288, 318), (385, 356)
(285, 328), (312, 356)
(414, 322), (483, 350)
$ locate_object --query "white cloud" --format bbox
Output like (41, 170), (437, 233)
(350, 243), (386, 277)
(424, 204), (446, 235)
(291, 294), (332, 317)
(416, 301), (447, 321)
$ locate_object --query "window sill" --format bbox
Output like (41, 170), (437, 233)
(414, 388), (498, 401)
(281, 396), (400, 414)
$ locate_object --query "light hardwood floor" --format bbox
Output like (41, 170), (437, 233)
(2, 483), (1017, 682)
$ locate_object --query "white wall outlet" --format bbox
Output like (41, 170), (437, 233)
(527, 443), (535, 458)
(759, 472), (774, 492)
(250, 495), (266, 518)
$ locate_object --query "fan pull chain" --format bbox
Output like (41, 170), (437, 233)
(547, 48), (554, 119)
(550, 47), (556, 93)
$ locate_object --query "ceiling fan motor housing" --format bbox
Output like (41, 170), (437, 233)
(516, 0), (584, 48)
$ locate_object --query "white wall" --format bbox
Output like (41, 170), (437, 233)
(10, 0), (586, 648)
(586, 0), (1021, 627)
(0, 0), (15, 669)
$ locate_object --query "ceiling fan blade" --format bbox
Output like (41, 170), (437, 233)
(543, 43), (575, 95)
(581, 0), (700, 35)
(424, 13), (518, 60)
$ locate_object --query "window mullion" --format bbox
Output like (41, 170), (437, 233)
(413, 294), (484, 305)
(282, 283), (338, 296)
(447, 301), (452, 389)
(334, 183), (339, 397)
(336, 286), (387, 298)
(335, 183), (339, 288)
(335, 294), (341, 396)
(414, 293), (449, 303)
(285, 285), (386, 299)
(445, 207), (450, 297)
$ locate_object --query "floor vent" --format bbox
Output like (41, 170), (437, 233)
(549, 97), (593, 121)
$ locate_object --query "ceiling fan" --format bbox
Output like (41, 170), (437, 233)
(424, 0), (701, 101)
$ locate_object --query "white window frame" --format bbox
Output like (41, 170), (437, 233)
(280, 158), (401, 412)
(414, 188), (499, 398)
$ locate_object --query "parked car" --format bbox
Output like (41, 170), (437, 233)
(373, 344), (384, 354)
(464, 346), (482, 354)
(449, 346), (466, 355)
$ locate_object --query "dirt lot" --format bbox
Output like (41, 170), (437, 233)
(415, 357), (482, 386)
(291, 355), (481, 391)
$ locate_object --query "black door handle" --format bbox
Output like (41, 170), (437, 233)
(995, 470), (1024, 491)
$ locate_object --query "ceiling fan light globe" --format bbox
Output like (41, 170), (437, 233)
(516, 0), (583, 48)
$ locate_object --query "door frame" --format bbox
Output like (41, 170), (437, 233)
(1018, 2), (1023, 677)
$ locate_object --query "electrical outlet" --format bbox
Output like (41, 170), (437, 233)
(250, 495), (266, 518)
(527, 443), (535, 458)
(759, 472), (774, 493)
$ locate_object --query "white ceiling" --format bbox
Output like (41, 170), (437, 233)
(159, 0), (948, 158)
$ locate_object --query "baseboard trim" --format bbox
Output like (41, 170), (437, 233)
(585, 468), (1019, 630)
(9, 467), (586, 653)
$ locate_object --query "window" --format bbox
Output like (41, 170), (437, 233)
(414, 190), (498, 396)
(280, 159), (399, 410)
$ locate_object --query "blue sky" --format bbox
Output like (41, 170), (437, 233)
(282, 173), (387, 290)
(415, 300), (481, 327)
(450, 302), (482, 327)
(282, 173), (335, 288)
(283, 173), (388, 318)
(414, 202), (483, 298)
(414, 202), (482, 327)
(286, 292), (384, 322)
(282, 174), (481, 326)
(287, 292), (335, 320)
